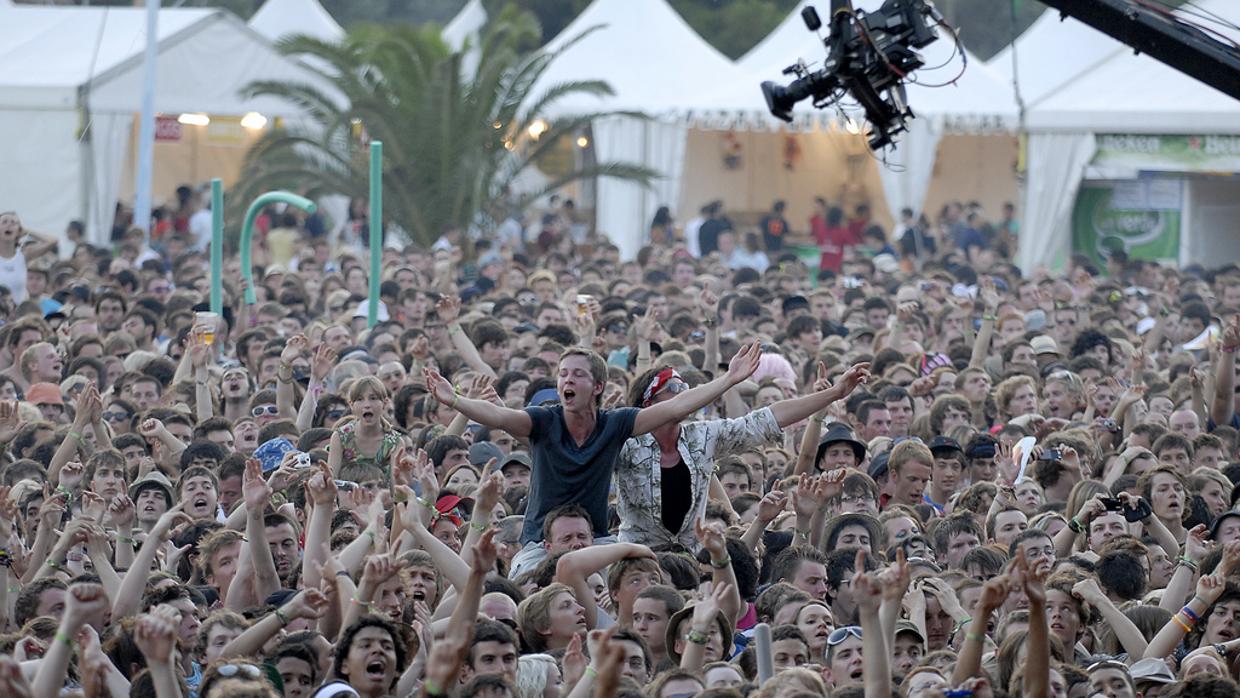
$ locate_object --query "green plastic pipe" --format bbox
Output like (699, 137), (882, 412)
(240, 192), (317, 305)
(368, 141), (383, 328)
(209, 178), (223, 314)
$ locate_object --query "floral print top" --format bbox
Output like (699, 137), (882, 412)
(333, 420), (401, 471)
(615, 408), (782, 552)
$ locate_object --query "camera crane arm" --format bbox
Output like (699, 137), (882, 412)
(1035, 0), (1240, 100)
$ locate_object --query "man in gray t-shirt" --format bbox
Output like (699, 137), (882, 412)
(424, 343), (761, 578)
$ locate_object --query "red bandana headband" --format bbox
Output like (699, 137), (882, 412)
(642, 367), (680, 406)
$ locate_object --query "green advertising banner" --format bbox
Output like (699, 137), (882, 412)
(1095, 134), (1240, 173)
(1071, 180), (1181, 269)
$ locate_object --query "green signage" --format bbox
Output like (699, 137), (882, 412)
(1095, 134), (1240, 172)
(1071, 180), (1181, 269)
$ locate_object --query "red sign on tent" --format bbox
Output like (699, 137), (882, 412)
(155, 116), (183, 142)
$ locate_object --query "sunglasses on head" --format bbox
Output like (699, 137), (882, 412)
(216, 663), (263, 679)
(252, 405), (279, 417)
(326, 408), (347, 419)
(827, 626), (862, 646)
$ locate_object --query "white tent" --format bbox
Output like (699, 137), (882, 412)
(0, 5), (328, 243)
(987, 9), (1123, 108)
(1016, 0), (1240, 271)
(530, 0), (755, 260)
(442, 0), (487, 78)
(443, 0), (486, 51)
(249, 0), (344, 44)
(706, 1), (1018, 225)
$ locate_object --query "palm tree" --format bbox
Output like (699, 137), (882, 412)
(232, 6), (655, 249)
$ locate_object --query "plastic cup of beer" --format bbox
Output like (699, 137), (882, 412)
(196, 311), (220, 345)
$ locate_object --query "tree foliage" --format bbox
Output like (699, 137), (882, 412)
(231, 6), (655, 247)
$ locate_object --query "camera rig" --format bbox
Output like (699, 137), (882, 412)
(761, 0), (947, 149)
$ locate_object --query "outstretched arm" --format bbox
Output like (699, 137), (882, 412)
(438, 296), (498, 380)
(1213, 316), (1238, 426)
(556, 543), (656, 629)
(632, 342), (761, 436)
(424, 368), (532, 437)
(767, 363), (870, 428)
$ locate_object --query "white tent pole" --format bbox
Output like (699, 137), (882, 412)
(132, 0), (159, 238)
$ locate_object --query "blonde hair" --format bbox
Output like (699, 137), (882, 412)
(514, 654), (558, 698)
(517, 583), (574, 653)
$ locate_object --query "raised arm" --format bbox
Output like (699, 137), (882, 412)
(241, 459), (282, 603)
(1019, 550), (1050, 698)
(132, 605), (185, 698)
(556, 543), (656, 629)
(297, 344), (336, 432)
(424, 368), (532, 437)
(1146, 572), (1223, 658)
(300, 464), (337, 593)
(34, 584), (110, 698)
(952, 573), (1007, 685)
(680, 583), (730, 673)
(48, 387), (99, 486)
(632, 341), (761, 436)
(220, 589), (328, 659)
(1212, 315), (1238, 426)
(696, 520), (742, 627)
(1073, 577), (1148, 658)
(850, 550), (891, 698)
(276, 335), (308, 420)
(438, 296), (498, 380)
(968, 280), (1000, 369)
(768, 363), (870, 429)
(741, 490), (786, 554)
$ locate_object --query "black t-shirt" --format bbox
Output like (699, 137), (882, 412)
(660, 458), (692, 534)
(699, 218), (731, 256)
(520, 405), (640, 544)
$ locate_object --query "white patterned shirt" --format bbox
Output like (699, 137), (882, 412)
(614, 408), (782, 551)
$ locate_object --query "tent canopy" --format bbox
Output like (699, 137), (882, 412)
(442, 0), (486, 51)
(531, 0), (752, 117)
(0, 5), (326, 240)
(987, 8), (1122, 108)
(249, 0), (344, 44)
(1023, 0), (1240, 134)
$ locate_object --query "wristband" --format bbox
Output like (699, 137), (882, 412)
(1223, 345), (1239, 354)
(1067, 517), (1083, 533)
(965, 631), (985, 643)
(1182, 605), (1201, 623)
(1178, 557), (1200, 573)
(335, 570), (352, 578)
(686, 629), (710, 645)
(68, 430), (83, 443)
(710, 556), (732, 569)
(55, 631), (74, 648)
(1215, 643), (1229, 657)
(451, 393), (460, 410)
(423, 679), (445, 697)
(274, 608), (291, 626)
(418, 497), (436, 511)
(982, 314), (997, 322)
(0, 548), (11, 568)
(1173, 614), (1193, 632)
(584, 666), (599, 679)
(469, 521), (488, 532)
(45, 560), (62, 571)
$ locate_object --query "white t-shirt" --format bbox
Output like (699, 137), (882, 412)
(189, 208), (213, 252)
(0, 248), (28, 304)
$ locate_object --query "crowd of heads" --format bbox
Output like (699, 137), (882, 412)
(0, 195), (1239, 698)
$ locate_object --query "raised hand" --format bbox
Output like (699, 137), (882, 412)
(698, 289), (720, 319)
(877, 548), (911, 604)
(726, 341), (763, 385)
(471, 528), (499, 574)
(634, 308), (660, 343)
(850, 550), (882, 613)
(977, 574), (1010, 615)
(310, 343), (338, 382)
(755, 490), (788, 523)
(695, 519), (728, 560)
(409, 335), (431, 362)
(0, 656), (33, 698)
(105, 494), (135, 530)
(280, 335), (309, 364)
(64, 583), (110, 628)
(361, 553), (405, 586)
(811, 361), (832, 393)
(1071, 577), (1105, 605)
(830, 362), (871, 398)
(561, 633), (587, 689)
(151, 501), (193, 541)
(0, 401), (19, 444)
(242, 458), (271, 511)
(1197, 573), (1228, 606)
(474, 470), (503, 514)
(979, 278), (1000, 312)
(421, 368), (456, 407)
(1186, 523), (1212, 562)
(691, 581), (731, 629)
(58, 461), (86, 491)
(285, 588), (329, 621)
(132, 604), (181, 663)
(435, 295), (461, 324)
(138, 418), (164, 441)
(79, 491), (106, 524)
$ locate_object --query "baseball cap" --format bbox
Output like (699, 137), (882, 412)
(1210, 510), (1240, 540)
(928, 436), (963, 455)
(468, 441), (503, 468)
(500, 452), (532, 473)
(527, 388), (559, 407)
(1030, 335), (1061, 356)
(1128, 658), (1176, 685)
(26, 383), (63, 406)
(868, 451), (891, 480)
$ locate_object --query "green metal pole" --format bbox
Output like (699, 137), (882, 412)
(368, 141), (383, 328)
(240, 192), (317, 305)
(209, 178), (224, 314)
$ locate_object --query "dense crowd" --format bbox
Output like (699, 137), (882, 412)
(0, 195), (1236, 698)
